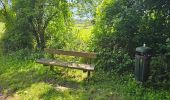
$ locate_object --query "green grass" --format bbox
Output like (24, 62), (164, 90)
(1, 53), (170, 100)
(0, 53), (122, 100)
(76, 26), (93, 43)
(0, 48), (124, 100)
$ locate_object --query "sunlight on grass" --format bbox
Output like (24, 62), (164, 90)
(15, 82), (83, 100)
(75, 22), (93, 43)
(8, 82), (52, 100)
(0, 54), (85, 100)
(78, 27), (93, 43)
(0, 53), (122, 100)
(1, 53), (170, 99)
(70, 22), (93, 52)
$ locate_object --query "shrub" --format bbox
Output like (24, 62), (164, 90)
(147, 56), (170, 89)
(95, 49), (133, 74)
(91, 0), (170, 75)
(92, 0), (170, 56)
(7, 48), (44, 60)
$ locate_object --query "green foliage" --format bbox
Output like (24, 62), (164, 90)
(1, 0), (170, 99)
(91, 71), (170, 100)
(96, 49), (133, 73)
(0, 22), (5, 39)
(147, 56), (170, 89)
(6, 48), (44, 60)
(72, 0), (103, 19)
(67, 23), (93, 51)
(44, 0), (74, 49)
(1, 0), (72, 51)
(91, 0), (170, 76)
(93, 0), (170, 55)
(1, 0), (32, 51)
(2, 17), (34, 51)
(46, 15), (73, 49)
(0, 49), (170, 99)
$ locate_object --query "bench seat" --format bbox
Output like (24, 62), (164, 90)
(36, 58), (94, 71)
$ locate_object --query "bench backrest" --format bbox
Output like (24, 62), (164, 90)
(44, 48), (97, 58)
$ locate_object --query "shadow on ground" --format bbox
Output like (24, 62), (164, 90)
(0, 63), (87, 99)
(0, 60), (122, 100)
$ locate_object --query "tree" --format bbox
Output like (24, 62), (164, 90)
(26, 0), (70, 49)
(92, 0), (170, 71)
(93, 0), (170, 55)
(1, 0), (71, 51)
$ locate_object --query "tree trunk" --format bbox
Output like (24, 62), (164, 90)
(39, 29), (45, 50)
(33, 28), (41, 49)
(37, 3), (46, 50)
(28, 16), (41, 49)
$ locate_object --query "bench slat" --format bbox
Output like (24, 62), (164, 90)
(44, 48), (97, 58)
(36, 58), (94, 71)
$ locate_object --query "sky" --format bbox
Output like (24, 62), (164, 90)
(0, 0), (92, 20)
(67, 0), (93, 20)
(71, 7), (92, 20)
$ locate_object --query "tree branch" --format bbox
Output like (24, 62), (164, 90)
(28, 16), (41, 48)
(43, 10), (58, 30)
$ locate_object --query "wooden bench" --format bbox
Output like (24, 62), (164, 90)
(36, 48), (97, 77)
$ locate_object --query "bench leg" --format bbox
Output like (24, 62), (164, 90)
(87, 71), (91, 78)
(86, 71), (91, 82)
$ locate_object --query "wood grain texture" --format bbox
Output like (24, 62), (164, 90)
(36, 58), (94, 71)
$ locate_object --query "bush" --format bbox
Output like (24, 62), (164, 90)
(1, 0), (72, 52)
(6, 48), (44, 60)
(95, 49), (133, 74)
(147, 56), (170, 89)
(92, 0), (170, 56)
(91, 0), (170, 79)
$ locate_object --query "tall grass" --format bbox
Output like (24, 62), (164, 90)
(1, 52), (170, 100)
(0, 53), (84, 100)
(66, 22), (93, 52)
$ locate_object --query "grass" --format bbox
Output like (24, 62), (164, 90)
(68, 22), (93, 52)
(0, 53), (122, 100)
(0, 55), (77, 99)
(0, 53), (170, 100)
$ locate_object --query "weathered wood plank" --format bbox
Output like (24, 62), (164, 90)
(36, 58), (94, 71)
(44, 48), (97, 58)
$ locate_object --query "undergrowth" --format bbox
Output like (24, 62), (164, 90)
(0, 52), (170, 100)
